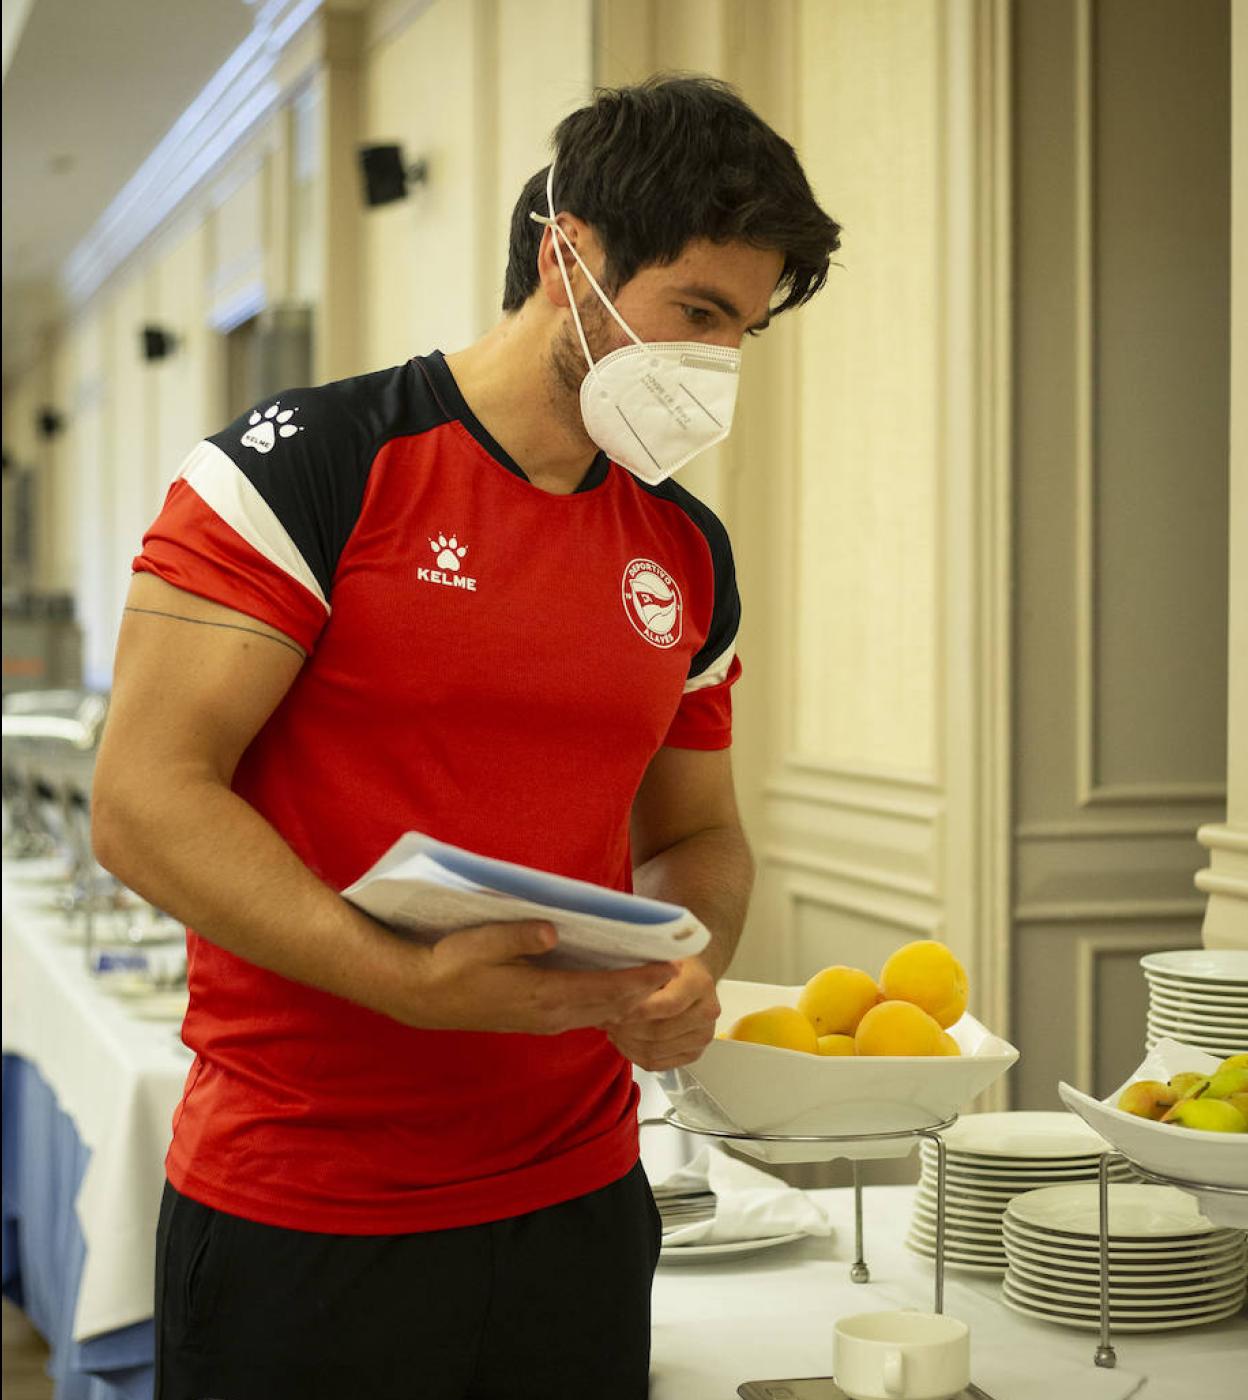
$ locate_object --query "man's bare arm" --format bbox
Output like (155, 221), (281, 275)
(92, 573), (674, 1034)
(602, 745), (755, 1071)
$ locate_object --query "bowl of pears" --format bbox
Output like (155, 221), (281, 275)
(1060, 1043), (1248, 1223)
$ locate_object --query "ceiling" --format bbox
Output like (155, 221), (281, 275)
(1, 0), (257, 375)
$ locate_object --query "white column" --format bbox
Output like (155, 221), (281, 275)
(1197, 1), (1248, 952)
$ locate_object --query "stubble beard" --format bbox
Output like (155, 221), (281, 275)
(544, 289), (619, 441)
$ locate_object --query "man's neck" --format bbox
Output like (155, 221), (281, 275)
(443, 313), (600, 496)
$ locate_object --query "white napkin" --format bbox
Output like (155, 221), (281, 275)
(972, 1342), (1146, 1400)
(655, 1144), (834, 1246)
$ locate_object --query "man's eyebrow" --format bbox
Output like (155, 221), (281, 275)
(675, 283), (772, 333)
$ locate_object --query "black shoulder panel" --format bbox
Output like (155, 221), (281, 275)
(204, 360), (447, 599)
(632, 476), (741, 679)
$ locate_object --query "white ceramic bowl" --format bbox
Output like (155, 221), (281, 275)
(1058, 1039), (1248, 1227)
(658, 980), (1019, 1163)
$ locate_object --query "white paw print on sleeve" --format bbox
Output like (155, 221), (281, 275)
(430, 534), (468, 571)
(240, 402), (303, 455)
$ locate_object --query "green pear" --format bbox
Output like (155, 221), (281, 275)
(1162, 1097), (1248, 1133)
(1226, 1091), (1248, 1121)
(1205, 1067), (1248, 1100)
(1167, 1072), (1210, 1100)
(1218, 1053), (1248, 1073)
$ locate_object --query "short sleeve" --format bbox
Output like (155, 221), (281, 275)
(133, 385), (377, 654)
(659, 487), (742, 751)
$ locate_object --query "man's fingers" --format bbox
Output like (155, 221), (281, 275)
(451, 920), (558, 965)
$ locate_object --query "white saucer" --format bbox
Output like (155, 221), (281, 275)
(1007, 1183), (1217, 1239)
(904, 1238), (1004, 1275)
(1007, 1255), (1248, 1299)
(658, 1232), (806, 1264)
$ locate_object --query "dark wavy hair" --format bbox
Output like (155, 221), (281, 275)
(502, 74), (842, 315)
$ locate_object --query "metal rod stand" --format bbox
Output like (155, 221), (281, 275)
(1092, 1149), (1248, 1370)
(850, 1161), (869, 1283)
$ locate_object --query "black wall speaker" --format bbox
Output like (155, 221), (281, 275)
(37, 408), (64, 440)
(142, 325), (177, 361)
(359, 145), (428, 207)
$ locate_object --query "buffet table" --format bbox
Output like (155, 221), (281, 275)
(3, 858), (1245, 1400)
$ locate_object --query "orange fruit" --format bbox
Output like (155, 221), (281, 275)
(816, 1034), (857, 1056)
(854, 1000), (944, 1056)
(727, 1006), (819, 1054)
(879, 940), (968, 1029)
(797, 965), (881, 1036)
(936, 1031), (960, 1056)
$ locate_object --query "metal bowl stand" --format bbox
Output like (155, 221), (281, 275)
(1089, 1151), (1248, 1370)
(655, 1108), (997, 1399)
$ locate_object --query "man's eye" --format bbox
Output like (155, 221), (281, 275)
(681, 305), (713, 325)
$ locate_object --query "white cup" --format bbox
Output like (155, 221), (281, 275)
(833, 1310), (970, 1400)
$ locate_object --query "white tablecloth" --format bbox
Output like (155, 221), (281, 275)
(1, 859), (193, 1341)
(5, 856), (1245, 1391)
(650, 1180), (1247, 1400)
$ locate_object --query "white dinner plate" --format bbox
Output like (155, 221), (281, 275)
(915, 1187), (1006, 1215)
(1004, 1271), (1247, 1313)
(1141, 950), (1248, 983)
(913, 1210), (1001, 1241)
(1144, 1027), (1247, 1055)
(1002, 1222), (1241, 1264)
(1006, 1183), (1220, 1239)
(935, 1112), (1111, 1159)
(1002, 1211), (1236, 1252)
(1148, 988), (1248, 1012)
(658, 1232), (806, 1264)
(920, 1153), (1131, 1183)
(904, 1240), (1005, 1275)
(1146, 1011), (1248, 1034)
(1000, 1286), (1246, 1333)
(1147, 1000), (1248, 1022)
(906, 1230), (1004, 1259)
(1002, 1242), (1246, 1278)
(1008, 1260), (1243, 1299)
(1002, 1275), (1246, 1323)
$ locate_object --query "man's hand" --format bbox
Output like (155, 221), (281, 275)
(600, 956), (721, 1071)
(396, 920), (681, 1036)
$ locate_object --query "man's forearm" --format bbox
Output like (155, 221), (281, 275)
(92, 775), (420, 1018)
(631, 823), (755, 980)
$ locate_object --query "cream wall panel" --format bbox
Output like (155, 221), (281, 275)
(105, 276), (154, 661)
(290, 81), (323, 308)
(494, 0), (594, 315)
(152, 221), (215, 496)
(209, 155), (270, 329)
(69, 307), (115, 691)
(792, 0), (939, 775)
(362, 0), (483, 369)
(47, 338), (77, 593)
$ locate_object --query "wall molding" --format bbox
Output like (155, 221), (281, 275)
(1018, 819), (1208, 841)
(1016, 897), (1207, 926)
(763, 846), (939, 903)
(764, 776), (942, 824)
(1073, 928), (1198, 1093)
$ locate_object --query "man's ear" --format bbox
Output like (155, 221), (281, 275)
(536, 216), (591, 309)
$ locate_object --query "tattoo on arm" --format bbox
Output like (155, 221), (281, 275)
(124, 606), (306, 660)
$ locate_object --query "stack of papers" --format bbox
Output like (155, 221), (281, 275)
(342, 831), (710, 971)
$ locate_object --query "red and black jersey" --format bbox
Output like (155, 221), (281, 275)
(134, 350), (741, 1234)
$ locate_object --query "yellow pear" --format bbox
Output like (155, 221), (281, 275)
(1205, 1067), (1248, 1100)
(1167, 1072), (1209, 1100)
(1161, 1098), (1248, 1133)
(1118, 1080), (1177, 1121)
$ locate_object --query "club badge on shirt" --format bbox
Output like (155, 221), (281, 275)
(622, 557), (683, 648)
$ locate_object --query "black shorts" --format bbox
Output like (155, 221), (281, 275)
(154, 1162), (662, 1400)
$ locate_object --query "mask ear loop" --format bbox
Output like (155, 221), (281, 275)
(529, 159), (643, 370)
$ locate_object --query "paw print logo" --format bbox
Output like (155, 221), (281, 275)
(430, 534), (468, 571)
(240, 402), (302, 455)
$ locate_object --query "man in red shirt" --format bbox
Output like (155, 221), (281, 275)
(94, 74), (840, 1400)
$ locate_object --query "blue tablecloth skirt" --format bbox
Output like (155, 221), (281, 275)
(2, 1053), (155, 1400)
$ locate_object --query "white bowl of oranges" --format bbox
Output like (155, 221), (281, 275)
(659, 941), (1019, 1162)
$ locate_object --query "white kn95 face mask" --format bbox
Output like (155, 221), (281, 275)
(530, 161), (741, 486)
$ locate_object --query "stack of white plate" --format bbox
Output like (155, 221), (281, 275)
(1002, 1182), (1248, 1332)
(905, 1112), (1134, 1275)
(1142, 949), (1248, 1057)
